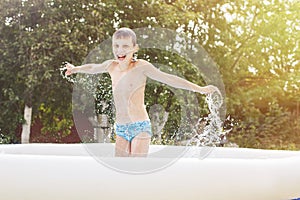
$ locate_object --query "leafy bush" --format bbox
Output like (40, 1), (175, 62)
(228, 102), (300, 150)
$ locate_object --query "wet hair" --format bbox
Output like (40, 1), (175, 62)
(113, 27), (137, 46)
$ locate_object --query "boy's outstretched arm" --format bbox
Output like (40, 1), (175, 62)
(142, 60), (218, 94)
(65, 60), (114, 75)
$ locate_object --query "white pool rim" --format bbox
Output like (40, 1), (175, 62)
(0, 143), (299, 200)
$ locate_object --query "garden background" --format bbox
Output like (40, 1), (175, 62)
(0, 0), (299, 150)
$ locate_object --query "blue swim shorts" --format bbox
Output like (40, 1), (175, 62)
(115, 120), (152, 142)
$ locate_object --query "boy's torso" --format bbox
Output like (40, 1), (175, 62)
(107, 60), (149, 124)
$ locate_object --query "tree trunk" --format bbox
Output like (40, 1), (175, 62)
(21, 105), (32, 144)
(88, 114), (111, 143)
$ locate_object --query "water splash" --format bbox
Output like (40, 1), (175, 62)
(59, 62), (76, 83)
(189, 90), (226, 147)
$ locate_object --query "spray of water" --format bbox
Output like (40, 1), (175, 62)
(189, 90), (226, 147)
(59, 62), (76, 83)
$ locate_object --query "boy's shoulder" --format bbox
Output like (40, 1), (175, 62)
(105, 59), (119, 66)
(105, 59), (118, 65)
(136, 59), (152, 68)
(136, 59), (149, 64)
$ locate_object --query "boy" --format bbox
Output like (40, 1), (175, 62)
(65, 27), (218, 157)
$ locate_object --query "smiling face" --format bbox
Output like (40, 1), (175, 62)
(112, 28), (138, 64)
(112, 36), (136, 63)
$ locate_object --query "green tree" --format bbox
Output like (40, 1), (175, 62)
(1, 0), (299, 148)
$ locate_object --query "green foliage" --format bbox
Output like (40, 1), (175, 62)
(94, 73), (115, 124)
(0, 0), (299, 149)
(228, 101), (300, 150)
(37, 103), (73, 142)
(0, 133), (18, 144)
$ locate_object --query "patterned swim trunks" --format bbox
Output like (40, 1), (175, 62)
(115, 120), (152, 142)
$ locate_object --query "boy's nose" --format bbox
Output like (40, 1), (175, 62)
(116, 48), (125, 54)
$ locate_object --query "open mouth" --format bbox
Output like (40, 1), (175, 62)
(117, 55), (126, 61)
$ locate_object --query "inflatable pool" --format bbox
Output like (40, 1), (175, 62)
(0, 143), (299, 200)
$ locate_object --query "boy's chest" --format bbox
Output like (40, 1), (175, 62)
(109, 67), (146, 92)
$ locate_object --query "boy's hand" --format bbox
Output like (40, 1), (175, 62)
(65, 62), (76, 76)
(201, 85), (219, 94)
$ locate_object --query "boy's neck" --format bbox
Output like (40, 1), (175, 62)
(118, 59), (137, 71)
(118, 61), (130, 71)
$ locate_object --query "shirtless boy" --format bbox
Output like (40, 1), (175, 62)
(65, 27), (218, 157)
